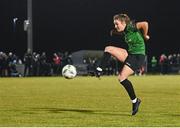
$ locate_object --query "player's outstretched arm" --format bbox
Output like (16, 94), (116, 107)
(136, 21), (150, 40)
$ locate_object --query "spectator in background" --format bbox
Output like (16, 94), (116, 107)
(62, 52), (73, 66)
(172, 54), (177, 65)
(0, 52), (8, 77)
(39, 52), (47, 76)
(159, 54), (168, 74)
(24, 49), (33, 76)
(7, 52), (14, 76)
(32, 52), (40, 76)
(151, 56), (157, 73)
(52, 53), (62, 75)
(177, 53), (180, 65)
(39, 52), (51, 76)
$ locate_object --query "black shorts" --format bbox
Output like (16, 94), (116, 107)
(124, 54), (145, 72)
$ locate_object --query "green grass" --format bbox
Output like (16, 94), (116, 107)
(0, 75), (180, 126)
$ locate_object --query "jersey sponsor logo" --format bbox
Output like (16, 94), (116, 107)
(128, 39), (132, 42)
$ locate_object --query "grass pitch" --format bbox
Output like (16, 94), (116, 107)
(0, 75), (180, 127)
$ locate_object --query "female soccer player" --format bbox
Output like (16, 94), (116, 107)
(96, 13), (150, 115)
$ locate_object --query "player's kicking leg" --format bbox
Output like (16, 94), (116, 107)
(95, 46), (128, 78)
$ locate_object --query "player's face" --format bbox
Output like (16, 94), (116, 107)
(114, 19), (126, 32)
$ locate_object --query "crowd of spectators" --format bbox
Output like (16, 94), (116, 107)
(0, 50), (72, 77)
(1, 51), (180, 77)
(0, 52), (22, 77)
(150, 53), (180, 74)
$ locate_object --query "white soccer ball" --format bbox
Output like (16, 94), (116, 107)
(62, 64), (77, 79)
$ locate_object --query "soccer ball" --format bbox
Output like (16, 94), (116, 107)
(62, 64), (77, 79)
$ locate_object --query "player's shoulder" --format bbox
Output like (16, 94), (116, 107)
(125, 20), (138, 32)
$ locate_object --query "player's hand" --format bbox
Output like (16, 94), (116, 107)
(144, 35), (150, 40)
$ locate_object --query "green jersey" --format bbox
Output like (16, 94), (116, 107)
(123, 22), (145, 55)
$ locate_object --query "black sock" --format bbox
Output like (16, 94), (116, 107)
(120, 79), (136, 100)
(97, 52), (111, 70)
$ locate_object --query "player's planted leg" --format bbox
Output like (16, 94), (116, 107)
(120, 79), (141, 115)
(132, 98), (141, 115)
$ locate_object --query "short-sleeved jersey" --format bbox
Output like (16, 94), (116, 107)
(123, 22), (145, 55)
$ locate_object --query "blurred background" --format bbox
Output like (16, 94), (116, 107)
(0, 0), (179, 77)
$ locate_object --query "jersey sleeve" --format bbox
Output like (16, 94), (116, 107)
(131, 20), (138, 32)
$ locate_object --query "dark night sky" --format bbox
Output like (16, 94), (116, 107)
(0, 0), (180, 59)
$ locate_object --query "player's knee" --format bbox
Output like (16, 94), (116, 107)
(124, 52), (128, 58)
(104, 46), (113, 53)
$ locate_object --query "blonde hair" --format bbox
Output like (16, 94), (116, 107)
(113, 13), (130, 24)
